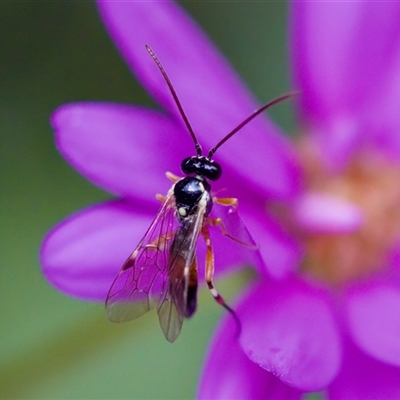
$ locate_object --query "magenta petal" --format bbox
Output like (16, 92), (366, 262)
(292, 1), (400, 123)
(329, 338), (400, 400)
(40, 200), (153, 300)
(97, 1), (301, 200)
(365, 52), (400, 159)
(53, 102), (185, 201)
(291, 2), (400, 166)
(345, 280), (400, 366)
(198, 312), (302, 400)
(239, 279), (341, 391)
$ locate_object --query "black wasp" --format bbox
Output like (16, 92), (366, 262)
(105, 44), (296, 343)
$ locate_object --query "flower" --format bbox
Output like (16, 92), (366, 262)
(199, 2), (400, 398)
(40, 1), (400, 399)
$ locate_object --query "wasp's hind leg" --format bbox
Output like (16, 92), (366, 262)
(201, 225), (242, 337)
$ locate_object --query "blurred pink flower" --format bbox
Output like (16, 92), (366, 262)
(200, 2), (400, 398)
(40, 1), (400, 398)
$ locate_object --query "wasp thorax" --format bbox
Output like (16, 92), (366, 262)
(174, 176), (212, 219)
(181, 156), (222, 181)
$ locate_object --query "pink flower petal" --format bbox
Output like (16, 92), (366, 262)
(386, 243), (400, 272)
(365, 50), (400, 159)
(52, 102), (185, 201)
(239, 279), (341, 391)
(198, 311), (302, 400)
(345, 280), (400, 366)
(40, 200), (154, 300)
(293, 192), (364, 234)
(291, 2), (400, 167)
(329, 338), (400, 399)
(97, 0), (301, 200)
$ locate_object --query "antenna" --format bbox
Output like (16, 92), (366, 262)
(145, 44), (202, 156)
(207, 91), (299, 159)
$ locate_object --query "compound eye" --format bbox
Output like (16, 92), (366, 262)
(181, 157), (196, 174)
(204, 161), (222, 181)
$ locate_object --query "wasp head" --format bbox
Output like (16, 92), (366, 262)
(181, 156), (222, 181)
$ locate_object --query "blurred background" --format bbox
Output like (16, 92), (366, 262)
(0, 2), (293, 399)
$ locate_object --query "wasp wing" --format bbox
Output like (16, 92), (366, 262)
(105, 194), (178, 323)
(211, 202), (258, 249)
(157, 195), (207, 343)
(208, 201), (264, 276)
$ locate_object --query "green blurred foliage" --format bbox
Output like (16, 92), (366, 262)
(0, 2), (291, 399)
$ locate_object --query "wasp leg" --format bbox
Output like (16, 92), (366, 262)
(165, 171), (181, 183)
(157, 172), (182, 201)
(156, 172), (181, 201)
(210, 196), (239, 240)
(206, 204), (259, 249)
(214, 196), (238, 209)
(148, 230), (175, 249)
(207, 216), (229, 237)
(201, 225), (242, 337)
(155, 194), (166, 202)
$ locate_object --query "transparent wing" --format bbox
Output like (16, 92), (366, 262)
(211, 201), (258, 249)
(157, 199), (207, 343)
(105, 194), (178, 323)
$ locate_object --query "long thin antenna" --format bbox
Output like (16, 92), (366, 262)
(207, 91), (299, 159)
(145, 44), (202, 156)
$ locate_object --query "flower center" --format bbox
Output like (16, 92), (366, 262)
(296, 138), (400, 285)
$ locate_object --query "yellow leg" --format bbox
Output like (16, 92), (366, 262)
(201, 225), (242, 337)
(165, 171), (181, 183)
(214, 196), (238, 209)
(156, 172), (181, 201)
(207, 216), (229, 236)
(207, 198), (259, 249)
(147, 230), (175, 250)
(155, 194), (166, 202)
(202, 225), (215, 284)
(156, 171), (182, 201)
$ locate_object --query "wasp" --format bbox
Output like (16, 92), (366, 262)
(105, 45), (296, 343)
